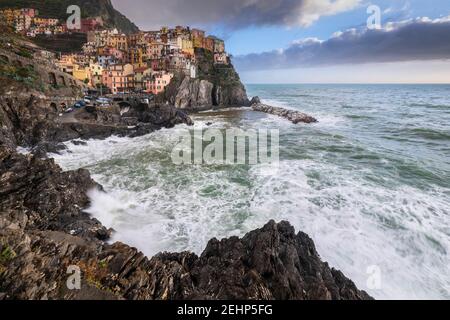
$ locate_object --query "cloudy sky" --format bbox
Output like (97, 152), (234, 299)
(112, 0), (450, 83)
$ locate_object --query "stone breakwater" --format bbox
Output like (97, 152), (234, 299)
(250, 97), (318, 124)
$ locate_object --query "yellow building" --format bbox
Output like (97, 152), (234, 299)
(181, 38), (194, 56)
(107, 34), (128, 51)
(128, 47), (144, 65)
(191, 29), (205, 48)
(88, 62), (104, 87)
(33, 17), (59, 26)
(0, 9), (17, 26)
(73, 65), (90, 84)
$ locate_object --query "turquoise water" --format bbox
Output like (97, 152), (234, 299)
(52, 84), (450, 299)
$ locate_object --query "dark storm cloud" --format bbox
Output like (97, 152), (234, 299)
(233, 17), (450, 71)
(111, 0), (361, 29)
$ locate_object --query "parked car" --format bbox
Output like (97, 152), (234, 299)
(65, 107), (74, 113)
(73, 100), (86, 109)
(96, 97), (111, 106)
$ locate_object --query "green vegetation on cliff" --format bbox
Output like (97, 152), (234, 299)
(0, 0), (138, 33)
(195, 48), (242, 87)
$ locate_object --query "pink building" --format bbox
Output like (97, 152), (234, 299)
(22, 8), (37, 18)
(143, 71), (173, 95)
(102, 64), (134, 94)
(80, 18), (102, 33)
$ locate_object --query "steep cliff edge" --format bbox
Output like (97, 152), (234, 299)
(161, 48), (250, 111)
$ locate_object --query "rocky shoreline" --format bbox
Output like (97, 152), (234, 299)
(0, 143), (372, 299)
(0, 44), (370, 300)
(0, 94), (193, 156)
(0, 94), (371, 300)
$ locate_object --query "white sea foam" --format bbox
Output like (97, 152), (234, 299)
(51, 132), (450, 300)
(245, 159), (450, 300)
(16, 146), (31, 155)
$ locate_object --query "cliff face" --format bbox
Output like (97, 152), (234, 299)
(161, 49), (250, 111)
(0, 0), (139, 34)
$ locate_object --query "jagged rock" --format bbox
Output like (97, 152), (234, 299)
(250, 96), (261, 105)
(0, 139), (371, 300)
(0, 146), (108, 240)
(169, 76), (215, 110)
(0, 96), (193, 155)
(251, 101), (318, 124)
(161, 49), (250, 110)
(186, 221), (372, 300)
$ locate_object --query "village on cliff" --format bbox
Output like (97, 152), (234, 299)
(0, 7), (229, 95)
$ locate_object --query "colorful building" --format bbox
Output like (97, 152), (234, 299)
(133, 67), (151, 91)
(191, 29), (205, 48)
(143, 71), (174, 95)
(107, 34), (128, 51)
(103, 63), (134, 94)
(88, 62), (104, 87)
(204, 36), (215, 52)
(73, 65), (90, 83)
(181, 37), (194, 56)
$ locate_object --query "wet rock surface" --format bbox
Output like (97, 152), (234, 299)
(0, 96), (193, 155)
(251, 98), (318, 124)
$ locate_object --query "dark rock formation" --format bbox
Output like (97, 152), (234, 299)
(0, 95), (193, 154)
(251, 99), (318, 124)
(250, 96), (262, 105)
(0, 146), (372, 300)
(161, 49), (250, 111)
